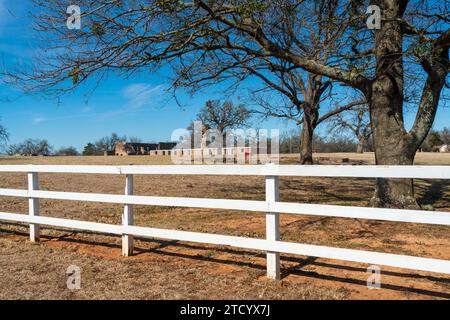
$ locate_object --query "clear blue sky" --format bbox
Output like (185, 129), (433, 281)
(0, 0), (449, 151)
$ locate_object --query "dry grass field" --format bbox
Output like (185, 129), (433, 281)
(0, 153), (449, 300)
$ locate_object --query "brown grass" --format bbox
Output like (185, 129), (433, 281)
(0, 153), (449, 300)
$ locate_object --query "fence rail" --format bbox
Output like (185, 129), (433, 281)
(0, 164), (449, 279)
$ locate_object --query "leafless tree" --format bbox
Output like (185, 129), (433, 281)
(187, 100), (251, 156)
(328, 105), (372, 153)
(0, 121), (8, 149)
(54, 146), (80, 156)
(94, 133), (126, 153)
(7, 139), (53, 156)
(197, 100), (251, 132)
(442, 128), (450, 145)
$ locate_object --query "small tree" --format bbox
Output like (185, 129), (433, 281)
(55, 146), (79, 156)
(441, 128), (450, 145)
(0, 122), (9, 151)
(7, 139), (52, 156)
(421, 128), (450, 151)
(328, 105), (372, 154)
(94, 133), (126, 154)
(429, 131), (444, 148)
(82, 143), (97, 156)
(189, 100), (251, 162)
(421, 130), (444, 151)
(197, 100), (251, 133)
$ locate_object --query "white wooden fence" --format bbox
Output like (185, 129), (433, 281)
(0, 164), (449, 279)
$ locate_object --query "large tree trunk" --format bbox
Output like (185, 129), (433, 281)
(368, 0), (419, 209)
(370, 138), (418, 208)
(299, 124), (313, 165)
(368, 91), (419, 208)
(366, 1), (448, 208)
(299, 108), (318, 165)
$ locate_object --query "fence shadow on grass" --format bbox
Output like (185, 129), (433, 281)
(1, 224), (449, 299)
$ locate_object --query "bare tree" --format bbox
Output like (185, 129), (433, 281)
(7, 139), (53, 156)
(197, 100), (250, 133)
(82, 143), (97, 156)
(442, 128), (450, 145)
(94, 133), (126, 154)
(0, 121), (9, 150)
(329, 105), (372, 154)
(55, 146), (79, 156)
(4, 0), (450, 207)
(186, 100), (251, 157)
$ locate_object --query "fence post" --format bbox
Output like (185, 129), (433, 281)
(28, 172), (40, 242)
(122, 174), (134, 256)
(265, 175), (280, 280)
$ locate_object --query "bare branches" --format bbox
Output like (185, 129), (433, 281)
(409, 28), (450, 146)
(195, 100), (251, 132)
(317, 100), (367, 125)
(328, 104), (372, 153)
(1, 1), (448, 162)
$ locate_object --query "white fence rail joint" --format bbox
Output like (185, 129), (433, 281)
(0, 164), (449, 279)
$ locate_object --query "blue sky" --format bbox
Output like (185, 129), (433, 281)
(0, 0), (449, 151)
(0, 1), (231, 150)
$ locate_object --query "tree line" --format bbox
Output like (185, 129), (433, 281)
(81, 134), (142, 155)
(279, 127), (450, 154)
(0, 131), (143, 156)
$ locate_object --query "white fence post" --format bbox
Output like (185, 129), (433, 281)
(122, 174), (134, 256)
(28, 172), (40, 242)
(266, 175), (280, 280)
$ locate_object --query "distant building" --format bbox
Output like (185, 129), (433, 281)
(115, 142), (158, 156)
(439, 145), (449, 153)
(115, 141), (177, 156)
(114, 140), (259, 162)
(158, 142), (177, 150)
(149, 142), (178, 156)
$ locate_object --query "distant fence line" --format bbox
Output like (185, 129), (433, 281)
(0, 164), (449, 279)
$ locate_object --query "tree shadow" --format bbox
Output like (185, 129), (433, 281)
(1, 225), (449, 299)
(418, 179), (448, 208)
(282, 177), (373, 204)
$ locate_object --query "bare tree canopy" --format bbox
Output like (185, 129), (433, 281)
(94, 133), (127, 153)
(7, 139), (53, 156)
(328, 104), (372, 154)
(197, 100), (251, 132)
(7, 1), (446, 92)
(54, 146), (80, 156)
